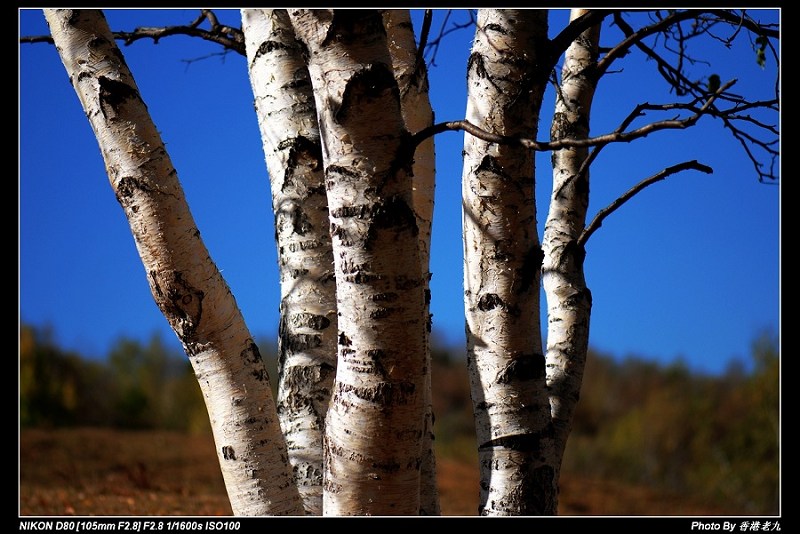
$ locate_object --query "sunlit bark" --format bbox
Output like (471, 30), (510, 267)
(45, 8), (303, 516)
(288, 9), (428, 516)
(241, 8), (337, 516)
(543, 8), (601, 487)
(461, 9), (554, 515)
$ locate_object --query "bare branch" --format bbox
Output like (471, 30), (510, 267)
(602, 10), (779, 182)
(21, 9), (246, 56)
(706, 9), (779, 38)
(616, 18), (779, 184)
(578, 160), (714, 248)
(424, 9), (476, 67)
(603, 11), (716, 90)
(597, 10), (704, 80)
(610, 11), (778, 102)
(19, 35), (54, 45)
(415, 9), (433, 73)
(179, 51), (236, 70)
(548, 9), (616, 61)
(413, 79), (736, 151)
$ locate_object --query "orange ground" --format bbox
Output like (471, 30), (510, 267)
(19, 427), (728, 517)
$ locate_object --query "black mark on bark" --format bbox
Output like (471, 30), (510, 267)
(476, 155), (510, 180)
(254, 39), (292, 64)
(366, 195), (419, 250)
(475, 400), (493, 412)
(517, 245), (544, 294)
(288, 268), (310, 279)
(495, 353), (545, 384)
(280, 135), (324, 188)
(334, 63), (399, 124)
(326, 165), (361, 188)
(291, 312), (331, 331)
(331, 204), (370, 219)
(222, 446), (236, 461)
(149, 270), (204, 348)
(467, 52), (488, 80)
(241, 341), (264, 365)
(369, 307), (395, 319)
(284, 239), (325, 253)
(289, 206), (313, 236)
(478, 432), (544, 453)
(115, 176), (154, 205)
(483, 23), (508, 35)
(477, 293), (520, 317)
(98, 76), (140, 120)
(323, 10), (385, 47)
(251, 368), (269, 382)
(281, 331), (323, 353)
(337, 380), (416, 406)
(338, 332), (352, 346)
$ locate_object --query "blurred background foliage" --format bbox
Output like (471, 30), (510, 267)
(19, 322), (779, 514)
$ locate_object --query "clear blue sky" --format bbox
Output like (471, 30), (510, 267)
(19, 9), (780, 375)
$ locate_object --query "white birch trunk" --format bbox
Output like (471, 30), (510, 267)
(241, 8), (337, 516)
(44, 8), (303, 516)
(288, 9), (428, 516)
(461, 9), (555, 515)
(543, 8), (601, 481)
(382, 9), (439, 516)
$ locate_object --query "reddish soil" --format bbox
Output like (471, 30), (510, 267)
(19, 428), (727, 517)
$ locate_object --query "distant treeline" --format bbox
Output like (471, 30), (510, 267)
(19, 323), (779, 514)
(565, 330), (779, 515)
(20, 324), (217, 433)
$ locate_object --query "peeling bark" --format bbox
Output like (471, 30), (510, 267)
(241, 9), (338, 516)
(44, 8), (303, 516)
(461, 9), (554, 515)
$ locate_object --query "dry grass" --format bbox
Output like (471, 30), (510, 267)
(19, 428), (728, 517)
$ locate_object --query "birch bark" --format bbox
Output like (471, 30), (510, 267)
(461, 9), (555, 515)
(44, 8), (303, 516)
(241, 8), (337, 516)
(382, 9), (439, 515)
(288, 9), (428, 516)
(543, 8), (601, 481)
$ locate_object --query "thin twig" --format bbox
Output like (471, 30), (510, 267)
(578, 160), (714, 248)
(414, 9), (432, 74)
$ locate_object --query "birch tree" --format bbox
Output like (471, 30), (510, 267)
(241, 9), (336, 515)
(461, 9), (554, 515)
(42, 8), (304, 516)
(286, 9), (429, 515)
(28, 7), (778, 516)
(240, 8), (439, 515)
(542, 7), (601, 487)
(382, 9), (439, 514)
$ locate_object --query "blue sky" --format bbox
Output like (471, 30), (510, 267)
(19, 9), (780, 375)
